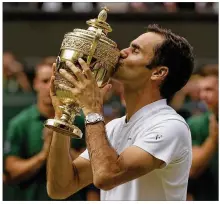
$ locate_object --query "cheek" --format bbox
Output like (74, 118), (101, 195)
(211, 91), (218, 102)
(38, 84), (48, 94)
(202, 91), (216, 105)
(200, 91), (208, 101)
(127, 56), (143, 67)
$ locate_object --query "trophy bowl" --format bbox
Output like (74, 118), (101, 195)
(44, 7), (120, 138)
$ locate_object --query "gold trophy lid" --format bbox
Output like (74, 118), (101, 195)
(60, 7), (120, 68)
(86, 7), (112, 35)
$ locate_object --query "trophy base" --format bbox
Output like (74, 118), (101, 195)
(44, 119), (83, 139)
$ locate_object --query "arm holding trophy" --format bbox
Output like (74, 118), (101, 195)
(47, 65), (94, 199)
(46, 8), (120, 199)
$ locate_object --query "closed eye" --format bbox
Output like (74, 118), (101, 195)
(130, 43), (141, 54)
(132, 48), (139, 54)
(43, 79), (50, 83)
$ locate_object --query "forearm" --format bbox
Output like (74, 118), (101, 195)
(86, 122), (120, 188)
(47, 132), (78, 199)
(190, 137), (217, 178)
(5, 152), (46, 182)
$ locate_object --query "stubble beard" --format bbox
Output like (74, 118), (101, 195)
(113, 60), (124, 79)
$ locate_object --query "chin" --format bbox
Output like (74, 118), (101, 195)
(113, 64), (124, 80)
(112, 73), (124, 83)
(43, 99), (53, 106)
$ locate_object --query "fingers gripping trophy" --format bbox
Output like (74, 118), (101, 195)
(44, 7), (120, 138)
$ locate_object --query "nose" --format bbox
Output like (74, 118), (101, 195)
(120, 48), (129, 59)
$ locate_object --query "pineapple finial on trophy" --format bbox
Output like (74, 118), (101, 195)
(98, 7), (109, 22)
(86, 7), (112, 35)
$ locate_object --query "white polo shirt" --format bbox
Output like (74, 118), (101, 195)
(80, 99), (192, 201)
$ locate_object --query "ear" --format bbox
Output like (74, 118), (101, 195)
(151, 66), (169, 81)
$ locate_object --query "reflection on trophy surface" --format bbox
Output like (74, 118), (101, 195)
(44, 7), (120, 138)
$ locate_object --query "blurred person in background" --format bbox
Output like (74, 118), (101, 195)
(3, 59), (99, 201)
(47, 24), (194, 201)
(169, 74), (207, 120)
(129, 2), (148, 13)
(187, 65), (218, 201)
(163, 2), (177, 13)
(97, 2), (129, 13)
(3, 51), (32, 93)
(41, 56), (57, 65)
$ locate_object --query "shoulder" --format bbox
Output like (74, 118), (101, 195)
(160, 119), (190, 139)
(139, 108), (190, 144)
(187, 112), (210, 127)
(8, 105), (37, 128)
(133, 115), (191, 165)
(151, 118), (190, 138)
(141, 105), (189, 131)
(5, 105), (37, 145)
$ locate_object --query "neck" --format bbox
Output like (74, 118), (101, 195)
(124, 84), (162, 121)
(37, 100), (55, 119)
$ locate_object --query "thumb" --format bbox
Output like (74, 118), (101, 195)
(101, 84), (112, 96)
(50, 76), (56, 97)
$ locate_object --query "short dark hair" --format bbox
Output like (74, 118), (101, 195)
(146, 24), (194, 99)
(198, 64), (218, 77)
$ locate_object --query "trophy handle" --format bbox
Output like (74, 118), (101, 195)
(87, 28), (102, 66)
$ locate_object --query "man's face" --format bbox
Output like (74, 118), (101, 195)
(114, 32), (165, 88)
(199, 76), (218, 110)
(34, 65), (53, 105)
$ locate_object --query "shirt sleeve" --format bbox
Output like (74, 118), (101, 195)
(133, 119), (191, 167)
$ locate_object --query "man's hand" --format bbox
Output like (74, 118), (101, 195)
(5, 127), (53, 183)
(190, 114), (218, 178)
(50, 63), (63, 118)
(58, 58), (112, 116)
(41, 127), (53, 159)
(8, 61), (24, 76)
(209, 114), (218, 145)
